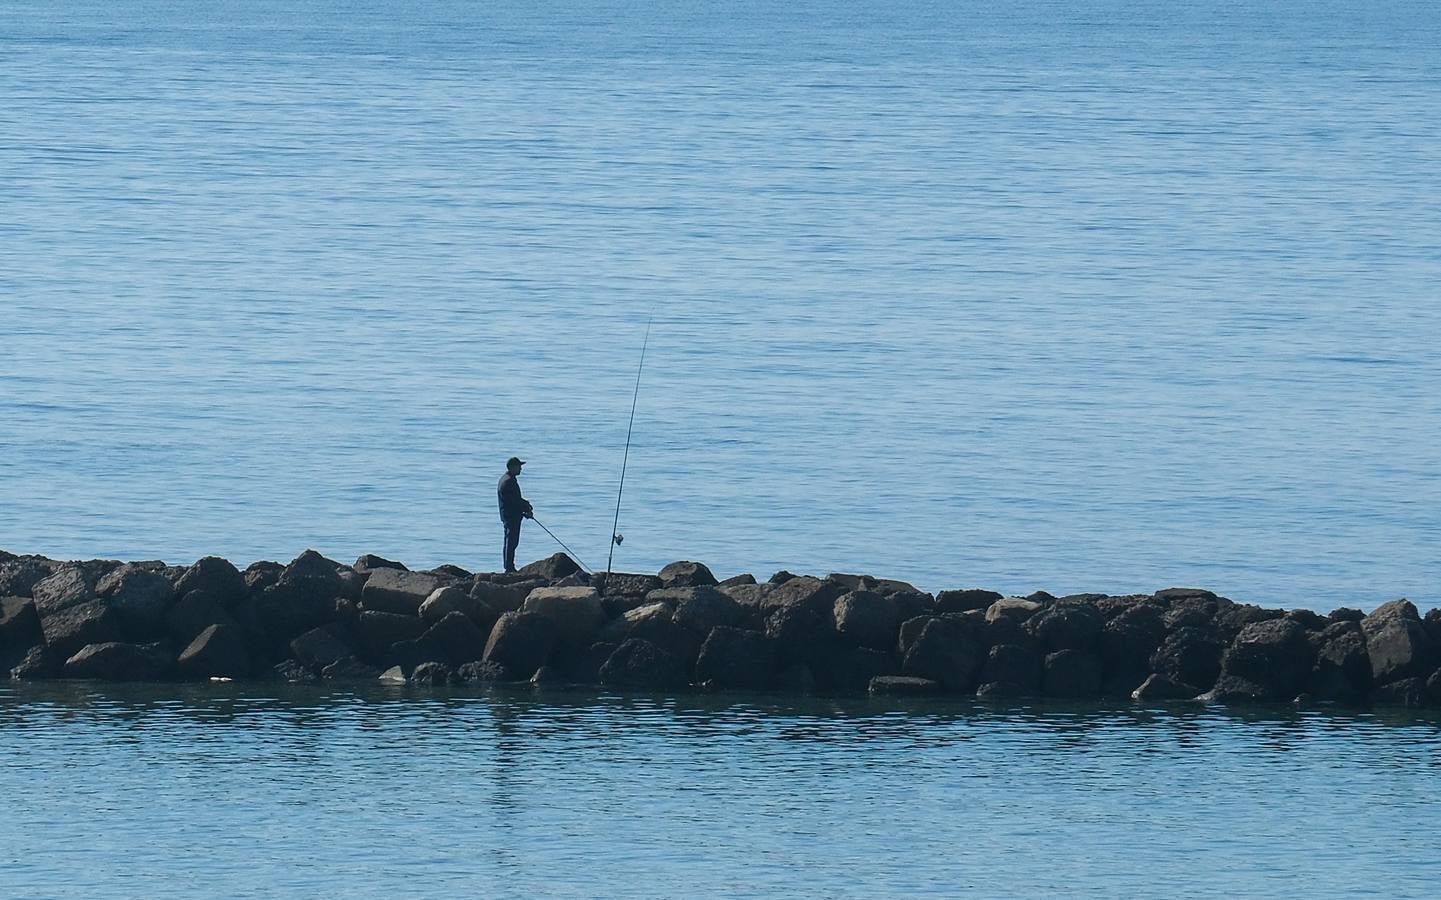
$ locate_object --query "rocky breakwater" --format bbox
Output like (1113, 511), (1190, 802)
(3, 548), (1440, 708)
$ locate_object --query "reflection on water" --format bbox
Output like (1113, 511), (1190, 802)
(3, 682), (1439, 897)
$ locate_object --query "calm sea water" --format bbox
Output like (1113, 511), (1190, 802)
(0, 682), (1438, 897)
(3, 0), (1439, 610)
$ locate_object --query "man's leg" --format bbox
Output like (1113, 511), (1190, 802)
(503, 518), (521, 572)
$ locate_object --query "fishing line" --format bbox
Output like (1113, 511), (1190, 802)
(531, 517), (594, 574)
(604, 315), (652, 588)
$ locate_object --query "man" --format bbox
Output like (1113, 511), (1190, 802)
(497, 456), (534, 573)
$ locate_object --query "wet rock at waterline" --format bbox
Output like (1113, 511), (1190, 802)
(5, 547), (1440, 707)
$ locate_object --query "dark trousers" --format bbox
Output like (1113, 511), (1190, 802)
(502, 516), (523, 572)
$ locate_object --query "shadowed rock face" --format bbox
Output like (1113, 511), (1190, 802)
(3, 546), (1439, 708)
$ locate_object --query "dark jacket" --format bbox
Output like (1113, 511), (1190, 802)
(498, 472), (532, 522)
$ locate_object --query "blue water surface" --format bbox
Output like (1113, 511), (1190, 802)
(2, 0), (1439, 609)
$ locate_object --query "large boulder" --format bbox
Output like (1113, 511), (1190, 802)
(97, 565), (175, 639)
(599, 638), (689, 689)
(1150, 626), (1225, 691)
(354, 554), (407, 574)
(1042, 649), (1102, 698)
(242, 561), (284, 593)
(31, 566), (98, 617)
(597, 572), (662, 602)
(251, 580), (334, 647)
(897, 615), (932, 659)
(64, 642), (170, 681)
(1361, 600), (1437, 684)
(902, 617), (985, 692)
(9, 644), (61, 679)
(471, 579), (536, 614)
(695, 626), (775, 690)
(410, 612), (489, 667)
(361, 568), (448, 616)
(671, 587), (745, 637)
(764, 603), (832, 665)
(354, 610), (427, 663)
(482, 611), (556, 678)
(521, 586), (604, 648)
(760, 576), (844, 617)
(935, 589), (1002, 615)
(1212, 619), (1314, 701)
(165, 589), (236, 645)
(1, 596), (44, 668)
(41, 599), (124, 659)
(177, 624), (250, 679)
(1370, 676), (1429, 708)
(419, 586), (494, 628)
(1308, 621), (1372, 702)
(289, 625), (355, 668)
(1100, 604), (1167, 693)
(0, 557), (54, 598)
(1026, 600), (1103, 652)
(657, 560), (718, 589)
(982, 643), (1042, 693)
(174, 556), (248, 608)
(832, 590), (898, 651)
(518, 553), (582, 581)
(599, 601), (674, 643)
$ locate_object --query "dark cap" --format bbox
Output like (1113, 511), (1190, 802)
(507, 456), (525, 468)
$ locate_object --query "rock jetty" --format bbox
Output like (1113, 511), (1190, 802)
(3, 549), (1439, 707)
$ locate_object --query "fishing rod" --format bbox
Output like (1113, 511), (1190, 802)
(531, 516), (594, 575)
(604, 315), (652, 590)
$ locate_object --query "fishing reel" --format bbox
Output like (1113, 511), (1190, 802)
(612, 533), (624, 546)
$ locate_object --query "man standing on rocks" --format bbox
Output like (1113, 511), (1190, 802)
(497, 456), (534, 573)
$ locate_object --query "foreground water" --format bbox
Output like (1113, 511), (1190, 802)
(3, 0), (1439, 609)
(1, 682), (1438, 897)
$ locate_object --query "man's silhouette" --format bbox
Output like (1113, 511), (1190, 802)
(497, 456), (533, 573)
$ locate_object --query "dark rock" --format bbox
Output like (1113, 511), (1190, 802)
(175, 557), (248, 608)
(1042, 649), (1102, 698)
(671, 587), (745, 637)
(64, 642), (170, 681)
(31, 566), (98, 617)
(975, 681), (1026, 701)
(1162, 597), (1217, 631)
(815, 645), (894, 692)
(289, 625), (355, 668)
(935, 589), (1002, 615)
(471, 579), (536, 614)
(428, 564), (473, 580)
(1026, 591), (1056, 604)
(335, 569), (367, 602)
(1362, 600), (1437, 684)
(414, 612), (489, 667)
(272, 659), (318, 683)
(760, 576), (843, 617)
(1215, 604), (1284, 638)
(1026, 601), (1103, 652)
(869, 675), (941, 695)
(897, 615), (932, 658)
(768, 570), (798, 585)
(1211, 619), (1315, 702)
(776, 664), (816, 693)
(1094, 595), (1152, 620)
(832, 590), (898, 652)
(164, 589), (237, 646)
(902, 617), (985, 692)
(1308, 622), (1371, 702)
(242, 561), (284, 593)
(982, 643), (1042, 692)
(1155, 587), (1218, 603)
(599, 638), (689, 689)
(1101, 604), (1166, 669)
(1328, 607), (1364, 623)
(355, 611), (427, 663)
(564, 641), (619, 684)
(41, 599), (124, 659)
(519, 552), (582, 581)
(457, 660), (512, 683)
(1371, 676), (1428, 708)
(1285, 609), (1327, 631)
(410, 661), (453, 685)
(177, 624), (250, 680)
(826, 572), (877, 592)
(520, 586), (604, 648)
(1, 596), (44, 667)
(890, 591), (934, 623)
(871, 578), (924, 597)
(694, 626), (775, 689)
(419, 586), (490, 626)
(0, 557), (54, 597)
(281, 549), (343, 583)
(251, 580), (334, 646)
(1131, 673), (1201, 701)
(97, 565), (174, 639)
(354, 554), (407, 574)
(1426, 669), (1441, 706)
(361, 568), (448, 616)
(321, 656), (379, 680)
(595, 572), (662, 601)
(599, 601), (673, 644)
(717, 583), (773, 623)
(718, 573), (757, 588)
(657, 560), (718, 589)
(482, 611), (556, 679)
(9, 644), (60, 679)
(764, 603), (832, 665)
(1150, 626), (1225, 691)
